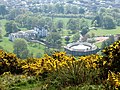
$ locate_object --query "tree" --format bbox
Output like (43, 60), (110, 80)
(67, 18), (80, 31)
(13, 39), (29, 59)
(108, 35), (115, 44)
(103, 16), (116, 29)
(56, 20), (64, 29)
(44, 17), (53, 30)
(79, 7), (85, 14)
(54, 3), (64, 14)
(91, 15), (103, 27)
(99, 7), (106, 15)
(6, 8), (27, 20)
(46, 32), (62, 49)
(71, 5), (79, 14)
(91, 33), (95, 38)
(65, 36), (70, 44)
(0, 4), (8, 17)
(80, 26), (89, 36)
(5, 20), (19, 35)
(117, 19), (120, 26)
(65, 4), (72, 14)
(72, 33), (80, 42)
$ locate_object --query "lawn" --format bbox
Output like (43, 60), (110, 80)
(0, 19), (8, 35)
(88, 27), (120, 36)
(0, 37), (14, 52)
(0, 37), (45, 57)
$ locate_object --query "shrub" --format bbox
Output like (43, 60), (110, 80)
(44, 59), (101, 89)
(0, 50), (23, 75)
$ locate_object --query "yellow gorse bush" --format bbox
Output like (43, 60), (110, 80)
(79, 54), (103, 69)
(107, 71), (120, 90)
(0, 50), (23, 75)
(22, 52), (76, 76)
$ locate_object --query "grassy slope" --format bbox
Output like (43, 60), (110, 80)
(88, 27), (120, 36)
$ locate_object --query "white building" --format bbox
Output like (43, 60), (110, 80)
(9, 27), (48, 41)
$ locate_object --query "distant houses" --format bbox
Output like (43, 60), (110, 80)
(9, 27), (48, 41)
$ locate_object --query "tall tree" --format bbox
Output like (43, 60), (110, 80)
(65, 4), (72, 14)
(79, 7), (85, 14)
(0, 4), (8, 17)
(5, 20), (19, 35)
(46, 32), (62, 49)
(6, 8), (27, 20)
(103, 16), (116, 29)
(91, 15), (103, 27)
(65, 36), (70, 44)
(56, 20), (64, 29)
(80, 26), (89, 36)
(71, 5), (79, 14)
(72, 33), (80, 42)
(54, 3), (64, 14)
(13, 39), (29, 59)
(67, 18), (80, 31)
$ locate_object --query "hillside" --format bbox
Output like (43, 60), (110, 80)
(1, 40), (120, 90)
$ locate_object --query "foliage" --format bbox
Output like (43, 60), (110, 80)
(5, 20), (19, 35)
(56, 20), (64, 29)
(103, 16), (116, 29)
(0, 4), (8, 16)
(65, 36), (70, 44)
(22, 52), (74, 76)
(13, 39), (29, 59)
(1, 40), (120, 89)
(0, 46), (4, 50)
(106, 70), (120, 90)
(102, 40), (120, 73)
(46, 32), (62, 49)
(0, 50), (23, 75)
(6, 8), (27, 20)
(0, 72), (40, 90)
(45, 59), (101, 89)
(92, 15), (103, 27)
(79, 7), (85, 14)
(67, 18), (80, 31)
(117, 19), (120, 26)
(72, 33), (80, 42)
(80, 26), (89, 36)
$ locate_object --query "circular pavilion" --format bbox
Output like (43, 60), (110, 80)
(64, 42), (99, 56)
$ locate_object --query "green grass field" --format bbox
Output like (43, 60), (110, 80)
(0, 19), (8, 35)
(88, 27), (120, 36)
(0, 37), (45, 57)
